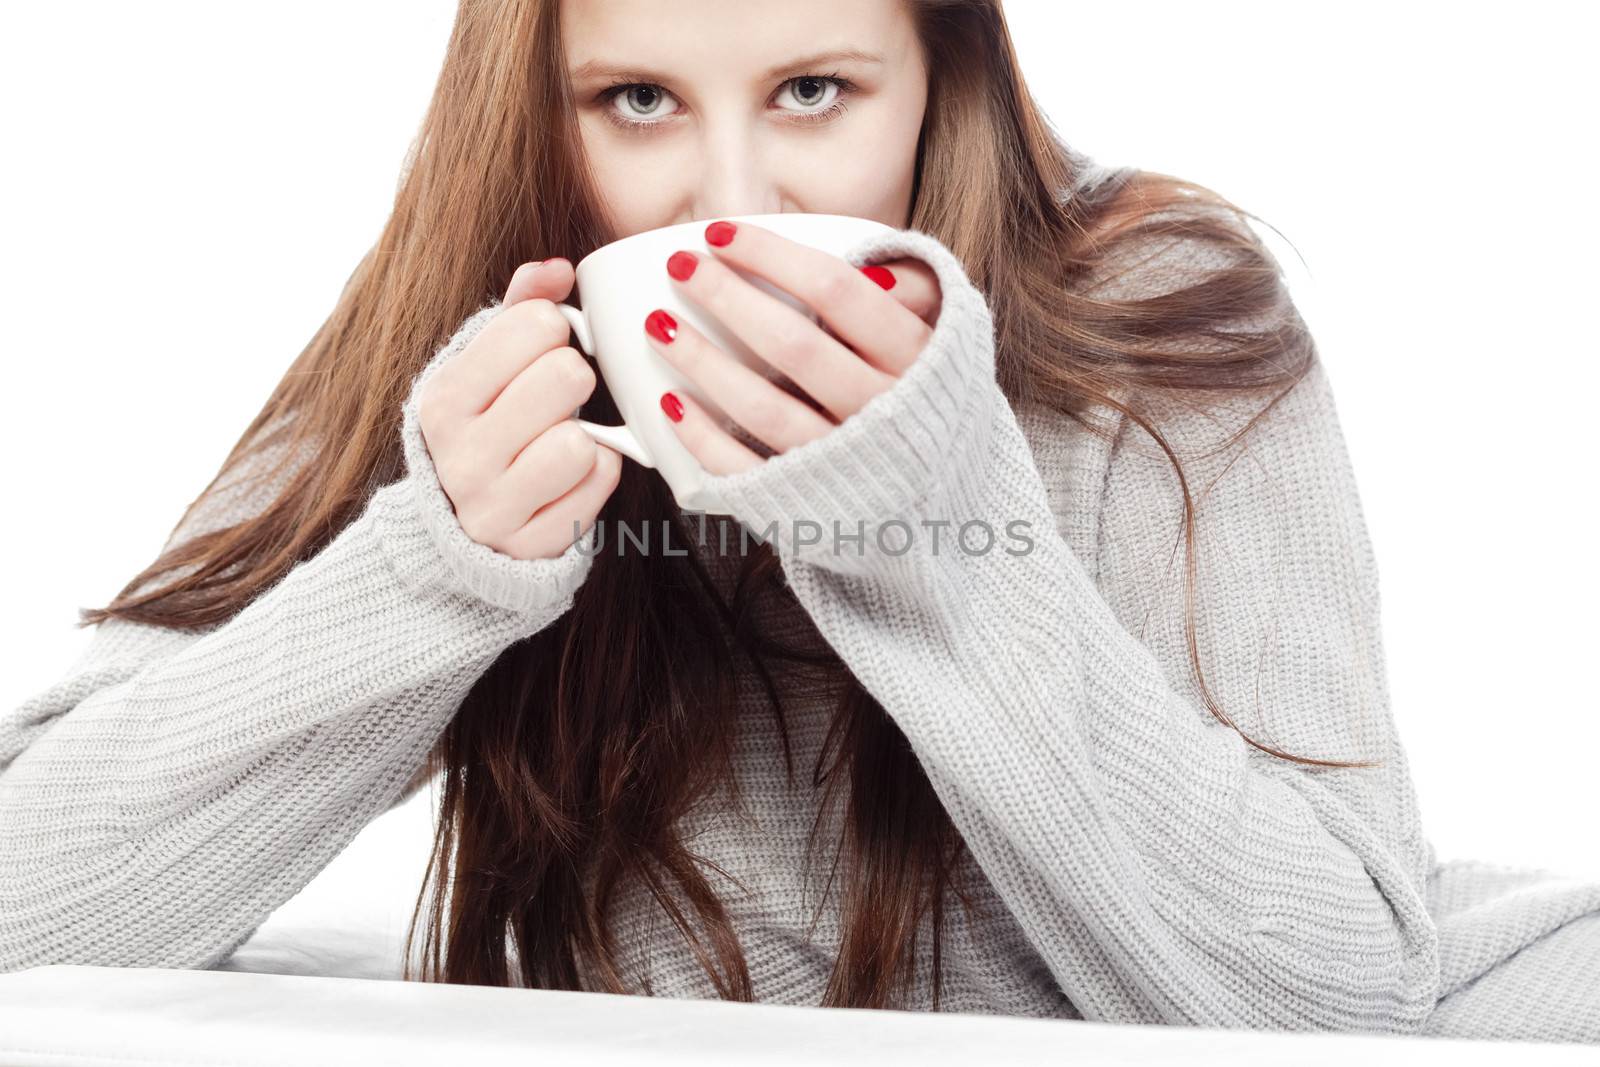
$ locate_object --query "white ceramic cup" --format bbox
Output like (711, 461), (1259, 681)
(555, 212), (897, 515)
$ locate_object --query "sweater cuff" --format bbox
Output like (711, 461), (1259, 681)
(695, 228), (1000, 575)
(383, 300), (597, 617)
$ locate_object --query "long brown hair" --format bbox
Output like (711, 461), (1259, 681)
(81, 0), (1379, 1010)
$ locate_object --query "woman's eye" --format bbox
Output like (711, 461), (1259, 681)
(606, 84), (682, 125)
(776, 75), (841, 114)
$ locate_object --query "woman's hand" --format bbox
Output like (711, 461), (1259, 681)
(416, 258), (623, 562)
(644, 220), (944, 476)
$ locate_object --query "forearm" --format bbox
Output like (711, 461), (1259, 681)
(0, 300), (593, 973)
(689, 221), (1439, 1030)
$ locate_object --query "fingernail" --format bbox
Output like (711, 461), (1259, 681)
(645, 309), (677, 344)
(667, 251), (698, 281)
(705, 221), (737, 247)
(661, 391), (684, 422)
(862, 264), (896, 290)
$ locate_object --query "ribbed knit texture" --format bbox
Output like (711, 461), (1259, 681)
(3, 216), (1597, 1043)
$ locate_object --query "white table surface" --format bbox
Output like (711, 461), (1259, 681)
(0, 965), (1592, 1066)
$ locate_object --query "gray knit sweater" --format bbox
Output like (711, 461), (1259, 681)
(3, 223), (1598, 1044)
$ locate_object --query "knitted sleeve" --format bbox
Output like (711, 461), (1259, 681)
(0, 301), (595, 972)
(696, 226), (1441, 1032)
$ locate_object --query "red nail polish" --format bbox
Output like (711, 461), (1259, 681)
(667, 251), (698, 281)
(862, 264), (896, 290)
(705, 221), (737, 247)
(661, 391), (684, 422)
(645, 309), (677, 343)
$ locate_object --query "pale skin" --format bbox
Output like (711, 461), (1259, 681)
(420, 0), (943, 561)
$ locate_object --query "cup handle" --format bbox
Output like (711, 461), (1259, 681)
(555, 303), (656, 469)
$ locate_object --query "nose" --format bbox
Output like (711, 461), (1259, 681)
(689, 122), (786, 221)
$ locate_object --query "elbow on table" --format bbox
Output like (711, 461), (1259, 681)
(1243, 918), (1441, 1035)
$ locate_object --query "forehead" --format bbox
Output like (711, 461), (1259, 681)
(561, 0), (914, 87)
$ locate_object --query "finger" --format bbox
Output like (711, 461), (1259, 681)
(697, 221), (935, 375)
(472, 345), (597, 469)
(659, 389), (764, 476)
(515, 444), (624, 560)
(857, 257), (943, 327)
(500, 420), (601, 530)
(453, 420), (596, 545)
(642, 307), (836, 453)
(450, 419), (597, 555)
(435, 298), (575, 419)
(665, 249), (895, 420)
(503, 258), (574, 306)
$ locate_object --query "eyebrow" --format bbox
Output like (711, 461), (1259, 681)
(569, 48), (885, 85)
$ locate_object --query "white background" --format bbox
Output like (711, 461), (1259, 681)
(2, 0), (1595, 958)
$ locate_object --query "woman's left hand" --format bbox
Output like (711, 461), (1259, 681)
(645, 220), (943, 476)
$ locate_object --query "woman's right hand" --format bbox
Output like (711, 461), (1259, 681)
(416, 259), (623, 561)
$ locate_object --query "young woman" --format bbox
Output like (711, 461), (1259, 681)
(4, 0), (1598, 1044)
